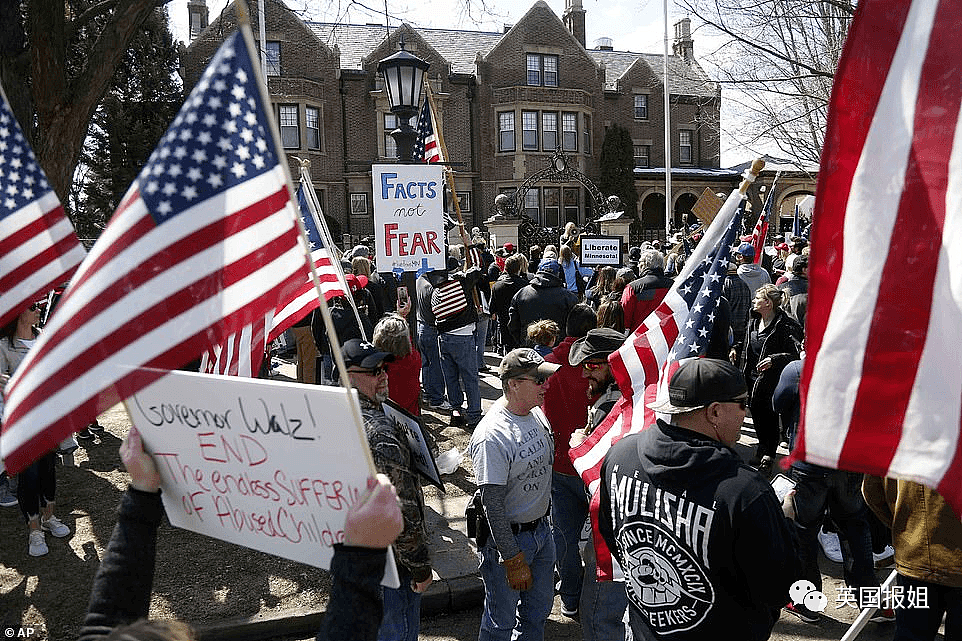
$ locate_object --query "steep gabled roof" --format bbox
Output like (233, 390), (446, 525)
(588, 49), (717, 98)
(309, 22), (501, 73)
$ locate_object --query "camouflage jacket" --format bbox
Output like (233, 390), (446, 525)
(358, 395), (432, 581)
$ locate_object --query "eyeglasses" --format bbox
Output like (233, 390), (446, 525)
(720, 398), (748, 410)
(582, 361), (607, 371)
(348, 364), (388, 377)
(28, 302), (41, 312)
(516, 375), (549, 385)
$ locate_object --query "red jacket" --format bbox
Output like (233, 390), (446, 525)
(542, 337), (596, 475)
(387, 341), (422, 416)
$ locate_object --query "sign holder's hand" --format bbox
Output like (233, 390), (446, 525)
(344, 474), (403, 548)
(120, 426), (161, 493)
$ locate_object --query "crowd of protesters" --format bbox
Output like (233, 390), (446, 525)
(4, 223), (959, 641)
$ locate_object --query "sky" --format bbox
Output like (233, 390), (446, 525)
(166, 0), (759, 165)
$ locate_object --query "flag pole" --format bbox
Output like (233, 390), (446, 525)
(295, 161), (368, 341)
(663, 0), (672, 239)
(423, 80), (476, 264)
(235, 2), (376, 473)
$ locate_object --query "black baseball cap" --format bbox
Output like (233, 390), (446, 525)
(647, 358), (747, 414)
(341, 339), (395, 369)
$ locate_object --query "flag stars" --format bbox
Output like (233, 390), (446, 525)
(145, 181), (160, 194)
(197, 131), (212, 146)
(236, 146), (251, 161)
(156, 201), (172, 215)
(213, 79), (227, 93)
(187, 167), (203, 182)
(239, 128), (254, 143)
(228, 102), (242, 118)
(207, 173), (223, 189)
(162, 182), (177, 196)
(230, 162), (246, 179)
(208, 96), (222, 110)
(192, 149), (208, 163)
(203, 114), (217, 128)
(235, 69), (247, 83)
(182, 185), (198, 200)
(252, 155), (265, 169)
(231, 85), (246, 100)
(217, 137), (233, 152)
(212, 155), (227, 170)
(173, 146), (188, 159)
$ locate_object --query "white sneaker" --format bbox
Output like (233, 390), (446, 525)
(818, 527), (844, 563)
(41, 515), (70, 538)
(28, 530), (48, 556)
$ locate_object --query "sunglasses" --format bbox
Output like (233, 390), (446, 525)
(516, 374), (549, 385)
(348, 364), (388, 377)
(582, 361), (607, 371)
(29, 302), (41, 312)
(721, 398), (749, 410)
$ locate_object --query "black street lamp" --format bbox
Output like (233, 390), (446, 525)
(377, 38), (430, 163)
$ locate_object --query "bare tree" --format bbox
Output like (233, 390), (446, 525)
(677, 0), (855, 165)
(0, 0), (168, 202)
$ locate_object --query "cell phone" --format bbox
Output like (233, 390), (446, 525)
(771, 473), (796, 502)
(397, 286), (409, 306)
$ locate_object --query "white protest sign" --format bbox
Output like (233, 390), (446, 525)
(382, 400), (443, 491)
(372, 164), (445, 273)
(580, 235), (622, 266)
(127, 370), (398, 586)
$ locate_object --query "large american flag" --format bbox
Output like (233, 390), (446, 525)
(571, 195), (745, 578)
(0, 30), (310, 473)
(413, 101), (442, 163)
(200, 179), (348, 377)
(795, 0), (962, 517)
(0, 87), (86, 328)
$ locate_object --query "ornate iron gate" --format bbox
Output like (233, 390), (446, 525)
(499, 149), (612, 255)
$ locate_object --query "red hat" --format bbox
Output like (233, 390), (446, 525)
(775, 242), (789, 251)
(345, 274), (369, 292)
(503, 242), (515, 252)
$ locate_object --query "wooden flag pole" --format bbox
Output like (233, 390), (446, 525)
(423, 81), (476, 265)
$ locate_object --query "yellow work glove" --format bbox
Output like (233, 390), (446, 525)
(502, 551), (532, 591)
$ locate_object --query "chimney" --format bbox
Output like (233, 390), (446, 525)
(563, 0), (586, 49)
(187, 0), (209, 41)
(503, 24), (513, 33)
(673, 18), (694, 63)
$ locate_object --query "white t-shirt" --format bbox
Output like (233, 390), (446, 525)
(469, 401), (553, 523)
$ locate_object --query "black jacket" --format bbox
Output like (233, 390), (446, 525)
(739, 309), (803, 392)
(507, 271), (578, 343)
(599, 421), (801, 641)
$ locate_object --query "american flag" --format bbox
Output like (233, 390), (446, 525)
(199, 178), (348, 378)
(413, 101), (442, 163)
(0, 30), (311, 473)
(750, 177), (776, 265)
(199, 311), (272, 377)
(795, 0), (962, 517)
(0, 87), (86, 328)
(270, 179), (348, 341)
(571, 196), (745, 578)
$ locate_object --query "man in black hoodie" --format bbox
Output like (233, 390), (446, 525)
(507, 259), (577, 346)
(599, 358), (801, 641)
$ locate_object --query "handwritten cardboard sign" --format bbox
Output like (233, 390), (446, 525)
(372, 164), (445, 273)
(127, 370), (398, 586)
(382, 399), (443, 491)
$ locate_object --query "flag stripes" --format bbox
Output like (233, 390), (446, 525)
(797, 0), (962, 514)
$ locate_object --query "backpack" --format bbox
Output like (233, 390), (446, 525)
(431, 279), (468, 322)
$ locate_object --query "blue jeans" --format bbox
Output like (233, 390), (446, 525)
(474, 315), (491, 369)
(790, 464), (876, 592)
(417, 323), (445, 405)
(894, 574), (962, 641)
(551, 472), (588, 611)
(580, 537), (627, 641)
(439, 332), (481, 423)
(478, 519), (556, 641)
(377, 569), (421, 641)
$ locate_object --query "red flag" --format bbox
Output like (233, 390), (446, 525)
(0, 87), (86, 328)
(0, 30), (310, 473)
(795, 0), (962, 517)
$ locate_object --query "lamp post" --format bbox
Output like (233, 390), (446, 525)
(377, 38), (430, 163)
